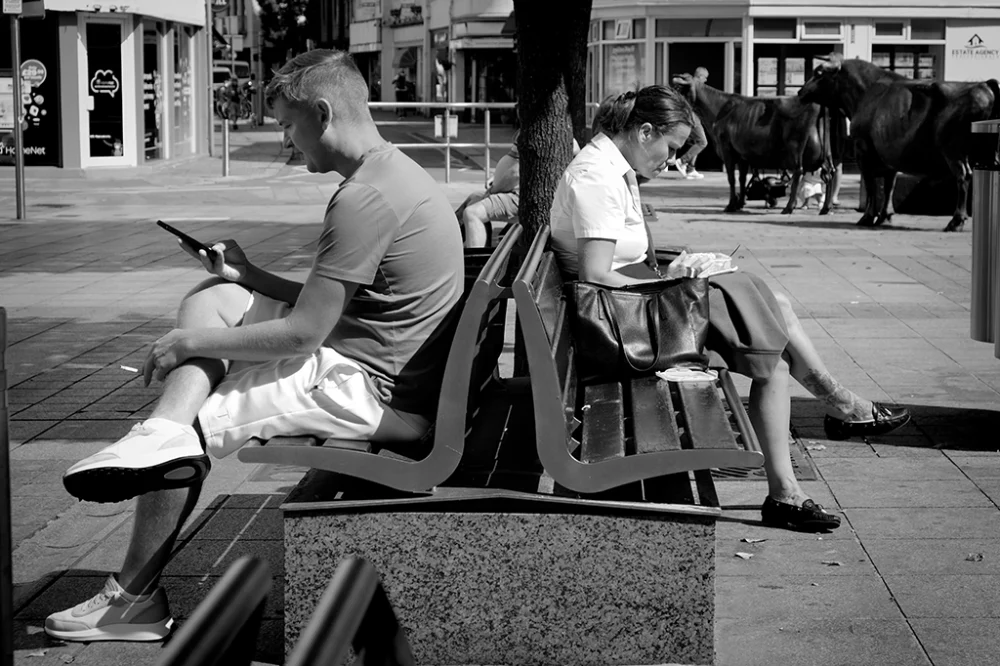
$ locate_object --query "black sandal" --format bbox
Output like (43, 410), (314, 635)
(761, 496), (841, 531)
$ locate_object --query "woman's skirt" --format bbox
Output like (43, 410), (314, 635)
(618, 263), (789, 379)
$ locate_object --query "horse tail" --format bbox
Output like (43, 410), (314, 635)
(986, 79), (1000, 119)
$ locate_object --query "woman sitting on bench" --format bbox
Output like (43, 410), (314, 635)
(549, 84), (910, 532)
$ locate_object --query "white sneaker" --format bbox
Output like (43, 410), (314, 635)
(63, 418), (210, 503)
(675, 162), (689, 177)
(45, 575), (173, 642)
(685, 168), (705, 180)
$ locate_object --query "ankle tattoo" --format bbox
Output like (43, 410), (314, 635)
(800, 370), (873, 420)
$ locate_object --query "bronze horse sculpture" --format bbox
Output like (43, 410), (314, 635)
(672, 72), (839, 216)
(798, 53), (1000, 231)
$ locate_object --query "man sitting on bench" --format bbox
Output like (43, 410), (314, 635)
(45, 49), (463, 643)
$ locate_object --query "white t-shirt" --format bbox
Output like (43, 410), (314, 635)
(549, 133), (649, 276)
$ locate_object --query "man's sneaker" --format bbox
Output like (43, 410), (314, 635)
(685, 168), (705, 180)
(45, 575), (173, 642)
(675, 162), (689, 177)
(63, 418), (210, 503)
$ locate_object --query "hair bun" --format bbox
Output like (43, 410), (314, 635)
(617, 90), (637, 103)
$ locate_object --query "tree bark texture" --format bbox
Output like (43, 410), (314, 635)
(513, 0), (593, 247)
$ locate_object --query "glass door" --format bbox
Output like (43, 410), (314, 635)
(80, 17), (135, 166)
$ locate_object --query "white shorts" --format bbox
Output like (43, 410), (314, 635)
(197, 293), (427, 458)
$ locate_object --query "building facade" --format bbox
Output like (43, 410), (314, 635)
(588, 0), (1000, 109)
(1, 0), (210, 170)
(347, 0), (515, 118)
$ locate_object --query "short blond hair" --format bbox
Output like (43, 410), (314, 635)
(265, 49), (371, 121)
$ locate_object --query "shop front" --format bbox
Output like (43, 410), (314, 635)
(588, 1), (1000, 99)
(1, 0), (208, 170)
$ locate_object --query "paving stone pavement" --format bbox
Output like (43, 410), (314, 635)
(2, 128), (1000, 665)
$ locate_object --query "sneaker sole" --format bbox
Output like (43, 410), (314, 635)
(45, 619), (173, 642)
(63, 456), (210, 503)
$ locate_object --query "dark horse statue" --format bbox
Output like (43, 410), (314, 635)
(672, 72), (840, 216)
(798, 53), (1000, 231)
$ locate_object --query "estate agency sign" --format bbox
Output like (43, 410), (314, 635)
(945, 21), (1000, 81)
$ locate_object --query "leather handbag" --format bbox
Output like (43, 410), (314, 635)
(565, 277), (710, 384)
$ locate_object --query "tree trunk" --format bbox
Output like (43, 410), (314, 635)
(513, 0), (592, 247)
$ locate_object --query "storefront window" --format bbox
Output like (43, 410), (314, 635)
(656, 19), (741, 38)
(911, 19), (945, 41)
(875, 22), (905, 38)
(143, 24), (163, 161)
(754, 44), (840, 96)
(0, 13), (62, 167)
(871, 45), (942, 79)
(754, 18), (796, 40)
(802, 22), (842, 39)
(603, 42), (645, 96)
(87, 22), (125, 158)
(172, 26), (193, 157)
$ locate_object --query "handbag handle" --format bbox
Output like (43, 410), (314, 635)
(597, 289), (662, 373)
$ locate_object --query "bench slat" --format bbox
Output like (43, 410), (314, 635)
(630, 377), (681, 454)
(580, 383), (626, 463)
(674, 381), (737, 450)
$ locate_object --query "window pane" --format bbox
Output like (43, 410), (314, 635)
(708, 19), (742, 37)
(633, 18), (646, 40)
(754, 18), (796, 39)
(911, 19), (945, 40)
(603, 42), (645, 95)
(803, 22), (841, 36)
(656, 17), (741, 37)
(603, 20), (615, 41)
(657, 19), (707, 37)
(874, 22), (905, 37)
(655, 41), (664, 84)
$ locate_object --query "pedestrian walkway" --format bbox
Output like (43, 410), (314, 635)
(2, 128), (999, 666)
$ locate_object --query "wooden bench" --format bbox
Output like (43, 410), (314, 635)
(237, 225), (524, 492)
(511, 224), (764, 498)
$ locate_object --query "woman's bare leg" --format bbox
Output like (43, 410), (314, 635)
(747, 357), (808, 504)
(772, 291), (873, 421)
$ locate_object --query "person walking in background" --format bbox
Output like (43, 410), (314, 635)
(393, 70), (409, 117)
(672, 66), (710, 179)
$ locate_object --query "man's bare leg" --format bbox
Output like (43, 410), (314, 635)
(115, 280), (250, 595)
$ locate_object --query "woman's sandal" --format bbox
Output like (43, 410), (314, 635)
(761, 496), (841, 531)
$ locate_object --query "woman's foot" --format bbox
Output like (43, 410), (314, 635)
(824, 403), (910, 441)
(761, 496), (841, 532)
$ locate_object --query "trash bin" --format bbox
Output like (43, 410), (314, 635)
(970, 119), (1000, 360)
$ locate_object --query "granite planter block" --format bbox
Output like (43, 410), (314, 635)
(284, 491), (718, 666)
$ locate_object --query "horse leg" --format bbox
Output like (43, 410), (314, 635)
(782, 167), (804, 215)
(737, 161), (749, 210)
(874, 171), (897, 226)
(944, 159), (971, 232)
(724, 157), (740, 213)
(856, 160), (880, 227)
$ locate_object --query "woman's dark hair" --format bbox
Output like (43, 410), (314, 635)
(593, 84), (696, 137)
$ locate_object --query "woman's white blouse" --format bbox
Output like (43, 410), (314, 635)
(549, 132), (649, 276)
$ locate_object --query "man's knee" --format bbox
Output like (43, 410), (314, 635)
(179, 279), (252, 329)
(462, 202), (489, 226)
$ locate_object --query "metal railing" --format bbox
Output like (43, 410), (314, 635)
(369, 102), (516, 185)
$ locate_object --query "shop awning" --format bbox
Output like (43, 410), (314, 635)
(40, 0), (206, 27)
(392, 46), (419, 69)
